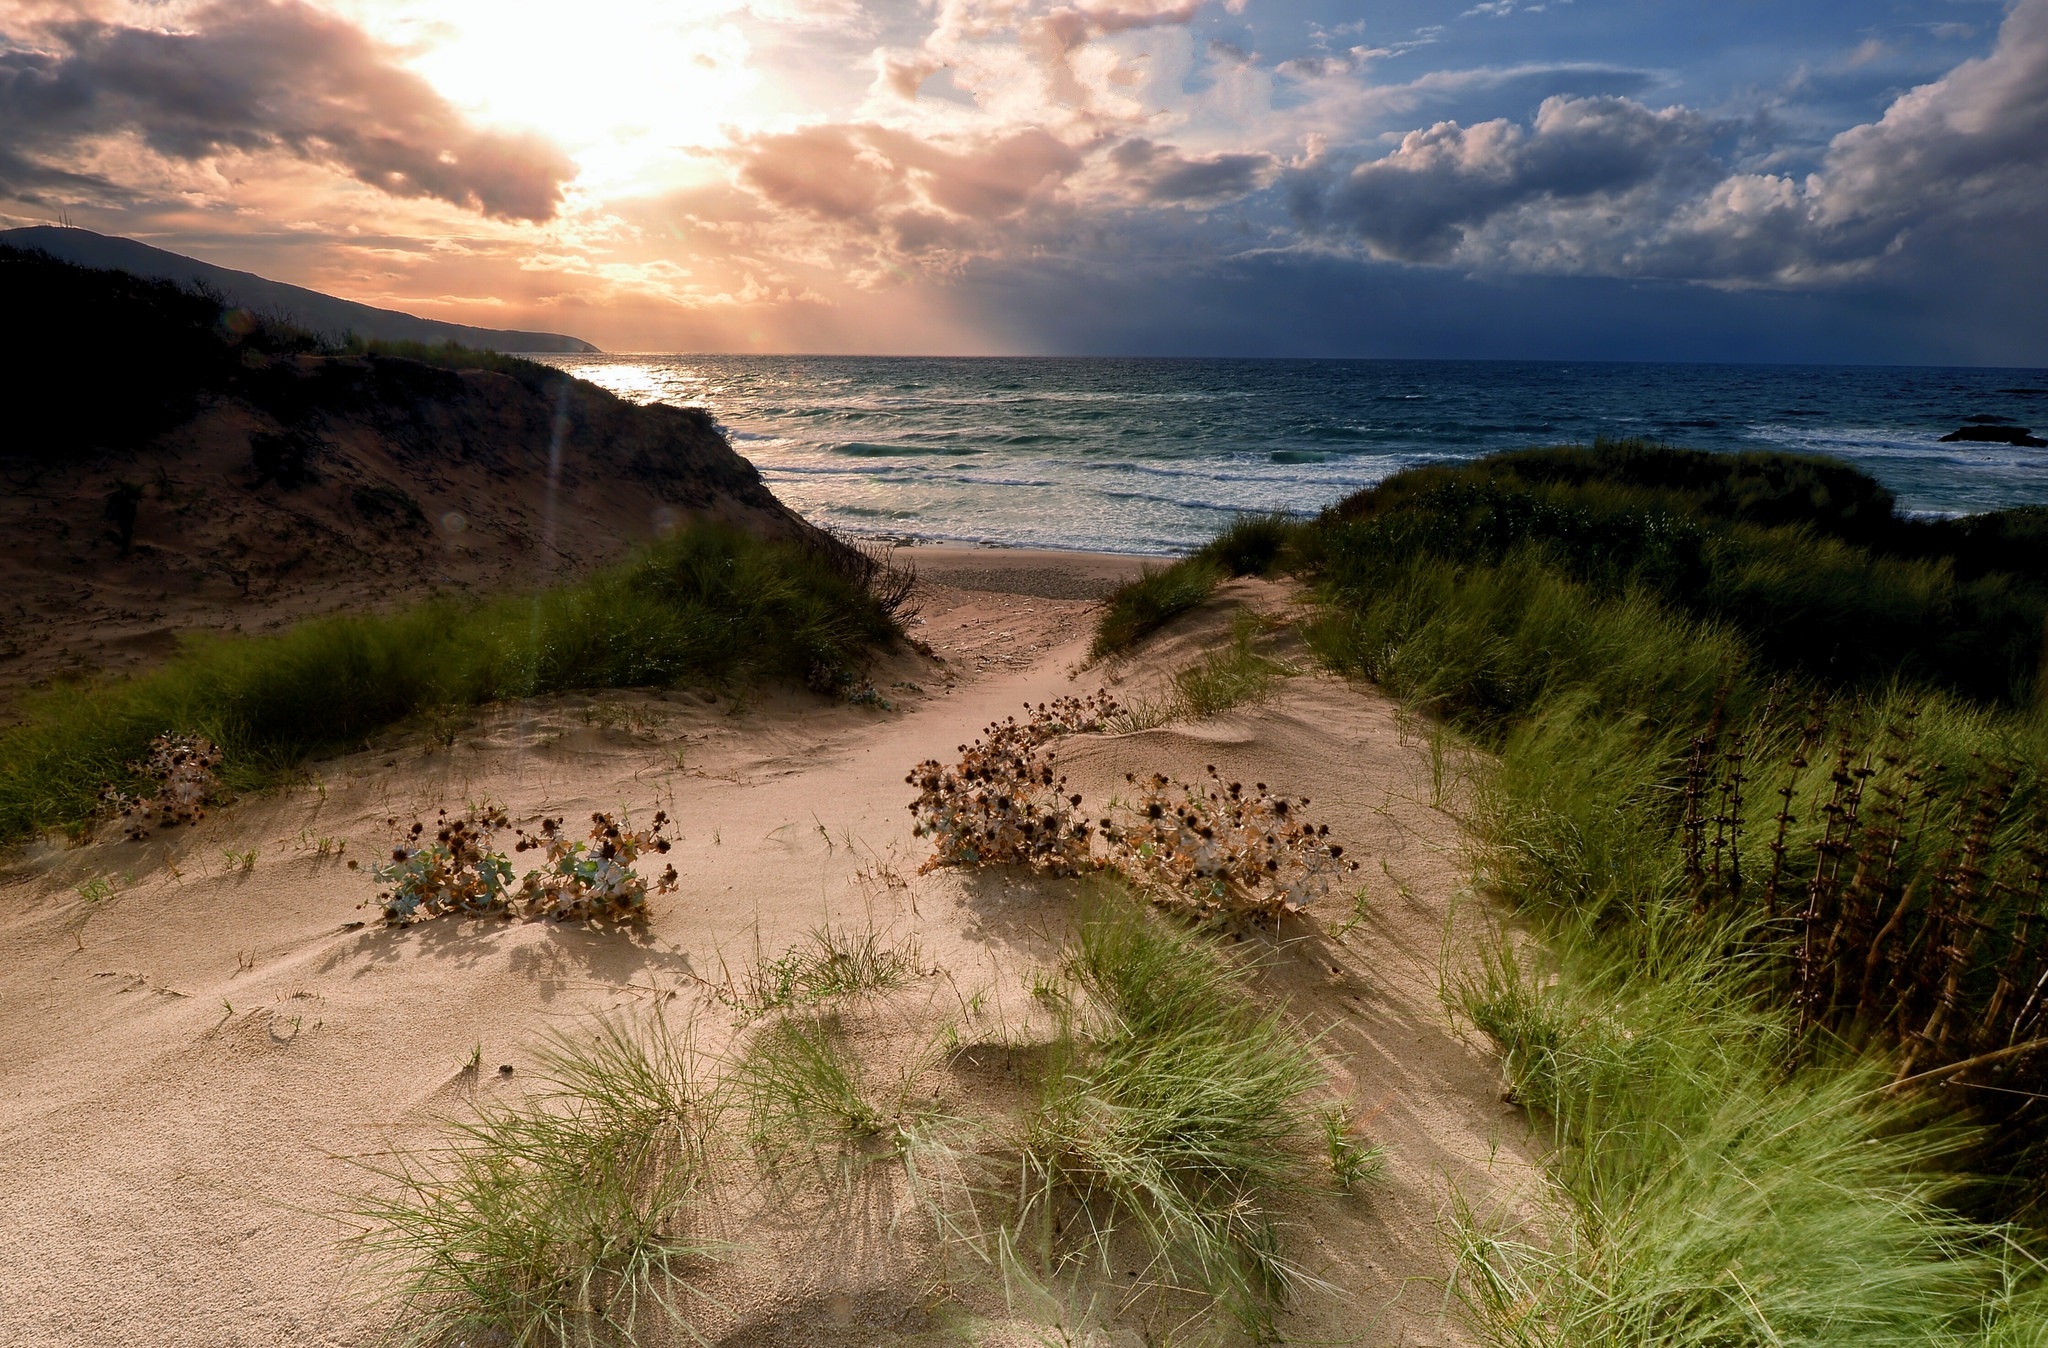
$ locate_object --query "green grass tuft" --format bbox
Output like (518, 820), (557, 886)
(0, 522), (901, 846)
(722, 924), (923, 1019)
(1015, 897), (1325, 1337)
(735, 1014), (893, 1152)
(1194, 513), (1304, 579)
(1106, 609), (1293, 731)
(1455, 928), (2008, 1348)
(350, 1013), (717, 1347)
(1090, 559), (1222, 661)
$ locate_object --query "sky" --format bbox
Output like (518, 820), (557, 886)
(1, 0), (2045, 362)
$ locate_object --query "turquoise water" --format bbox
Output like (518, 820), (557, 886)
(537, 356), (2048, 555)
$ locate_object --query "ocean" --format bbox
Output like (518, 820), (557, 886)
(534, 356), (2048, 555)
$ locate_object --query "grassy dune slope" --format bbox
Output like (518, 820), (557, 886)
(0, 523), (905, 846)
(1102, 441), (2048, 1345)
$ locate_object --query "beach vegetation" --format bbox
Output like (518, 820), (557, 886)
(1320, 1106), (1385, 1190)
(1091, 559), (1222, 660)
(512, 812), (679, 924)
(1012, 898), (1328, 1338)
(338, 335), (560, 384)
(720, 923), (924, 1019)
(368, 808), (518, 923)
(1107, 767), (1355, 924)
(1102, 610), (1294, 732)
(1453, 929), (2013, 1348)
(99, 732), (222, 840)
(1221, 440), (2048, 1342)
(906, 693), (1123, 876)
(0, 522), (906, 848)
(907, 695), (1354, 923)
(734, 1013), (895, 1151)
(366, 808), (680, 926)
(1161, 609), (1292, 720)
(1312, 440), (2048, 706)
(351, 1012), (717, 1348)
(1195, 512), (1302, 579)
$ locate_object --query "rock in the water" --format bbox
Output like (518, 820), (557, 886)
(1940, 424), (2047, 447)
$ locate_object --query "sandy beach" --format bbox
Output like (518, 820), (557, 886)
(0, 544), (1537, 1346)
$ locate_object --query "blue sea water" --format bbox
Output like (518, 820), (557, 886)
(534, 356), (2048, 555)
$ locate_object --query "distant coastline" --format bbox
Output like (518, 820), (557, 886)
(1, 225), (599, 353)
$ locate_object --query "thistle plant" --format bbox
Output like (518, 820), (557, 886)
(362, 808), (677, 926)
(1104, 768), (1356, 923)
(366, 808), (517, 924)
(513, 812), (679, 924)
(100, 733), (222, 839)
(907, 696), (1354, 923)
(905, 694), (1121, 875)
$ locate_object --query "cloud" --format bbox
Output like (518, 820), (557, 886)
(0, 0), (575, 221)
(1300, 95), (1714, 262)
(1108, 138), (1274, 203)
(738, 122), (1083, 228)
(1290, 0), (2048, 287)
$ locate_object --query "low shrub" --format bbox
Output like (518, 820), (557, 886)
(907, 696), (1353, 923)
(514, 813), (679, 924)
(363, 808), (678, 926)
(366, 808), (517, 923)
(1106, 768), (1355, 924)
(906, 694), (1121, 875)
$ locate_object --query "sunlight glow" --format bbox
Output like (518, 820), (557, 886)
(344, 0), (765, 189)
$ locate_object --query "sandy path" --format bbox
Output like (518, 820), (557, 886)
(0, 548), (1536, 1347)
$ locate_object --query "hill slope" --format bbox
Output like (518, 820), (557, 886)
(0, 246), (799, 706)
(0, 225), (598, 352)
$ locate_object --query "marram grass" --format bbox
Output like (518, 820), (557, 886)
(1109, 445), (2048, 1346)
(349, 1013), (719, 1348)
(1012, 897), (1326, 1339)
(0, 522), (901, 846)
(1454, 924), (2036, 1348)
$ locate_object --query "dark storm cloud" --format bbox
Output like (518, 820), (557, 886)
(0, 0), (575, 221)
(1109, 139), (1275, 205)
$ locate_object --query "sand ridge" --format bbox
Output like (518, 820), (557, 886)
(0, 547), (1539, 1347)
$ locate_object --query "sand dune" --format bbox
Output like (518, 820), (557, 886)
(0, 547), (1537, 1346)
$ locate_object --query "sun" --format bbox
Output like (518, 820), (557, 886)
(338, 0), (765, 189)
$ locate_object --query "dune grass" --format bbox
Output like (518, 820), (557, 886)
(351, 1014), (717, 1348)
(734, 1014), (896, 1152)
(1089, 513), (1310, 662)
(0, 522), (903, 847)
(1013, 898), (1326, 1338)
(1237, 441), (2048, 1344)
(1454, 929), (2011, 1348)
(1090, 559), (1223, 660)
(1313, 442), (2048, 706)
(1195, 512), (1301, 579)
(1107, 609), (1293, 731)
(720, 924), (924, 1019)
